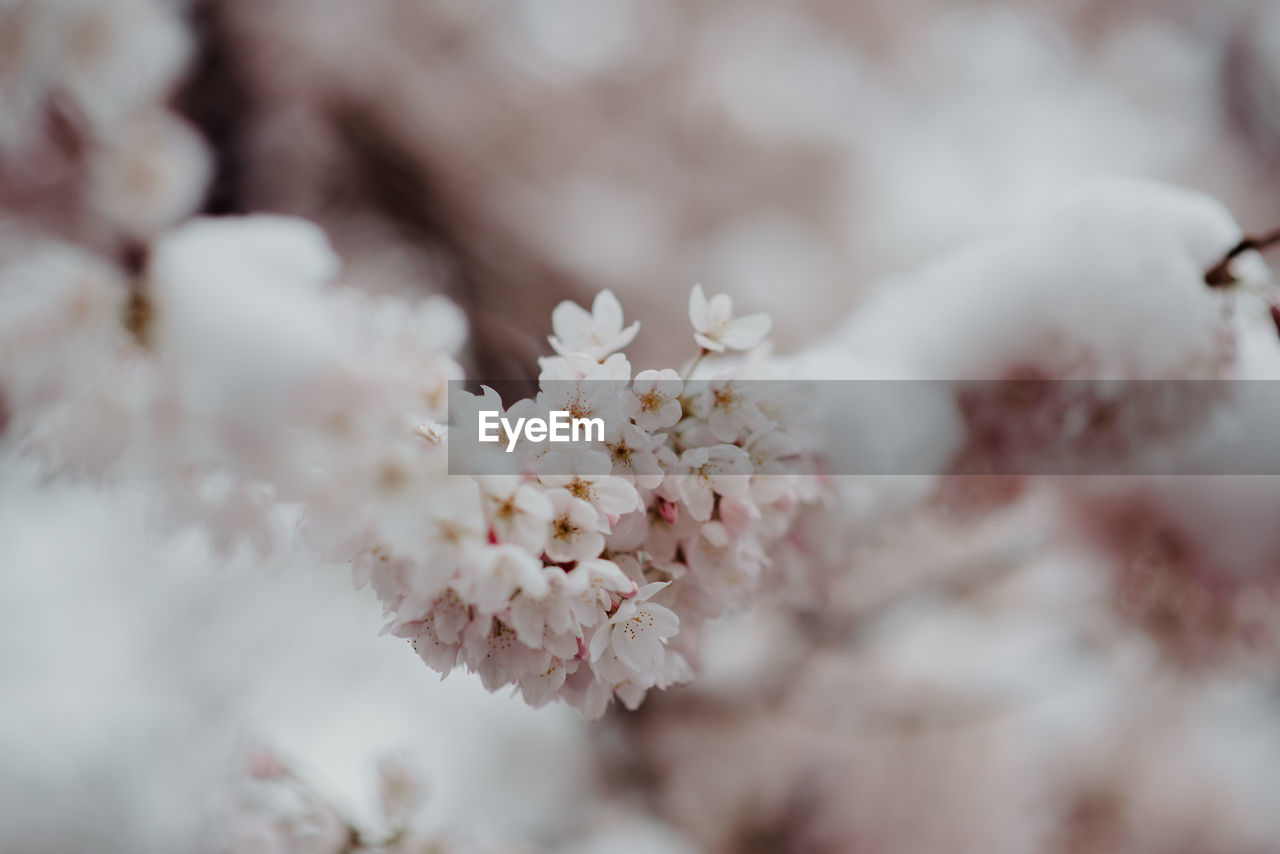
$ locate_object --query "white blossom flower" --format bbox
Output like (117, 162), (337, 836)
(688, 284), (771, 352)
(477, 474), (552, 552)
(558, 667), (615, 720)
(460, 618), (553, 691)
(548, 289), (639, 360)
(589, 582), (680, 680)
(675, 443), (753, 521)
(603, 423), (665, 488)
(88, 110), (211, 240)
(611, 651), (694, 710)
(540, 453), (643, 520)
(397, 615), (462, 674)
(535, 358), (626, 436)
(745, 429), (803, 503)
(684, 521), (766, 603)
(538, 351), (631, 383)
(627, 368), (683, 430)
(640, 499), (697, 563)
(543, 488), (609, 563)
(457, 543), (549, 614)
(701, 375), (767, 442)
(505, 569), (593, 654)
(518, 658), (577, 708)
(574, 557), (635, 611)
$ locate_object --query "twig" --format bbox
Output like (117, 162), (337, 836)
(1204, 226), (1280, 287)
(681, 348), (709, 382)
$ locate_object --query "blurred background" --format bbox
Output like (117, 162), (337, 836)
(5, 0), (1280, 851)
(176, 0), (1280, 376)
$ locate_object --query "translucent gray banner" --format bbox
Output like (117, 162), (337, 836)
(446, 379), (1277, 476)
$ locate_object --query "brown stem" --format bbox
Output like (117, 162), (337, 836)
(681, 348), (710, 382)
(1204, 226), (1280, 287)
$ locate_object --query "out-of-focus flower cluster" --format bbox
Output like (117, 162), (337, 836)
(0, 214), (465, 554)
(222, 742), (535, 854)
(0, 0), (209, 245)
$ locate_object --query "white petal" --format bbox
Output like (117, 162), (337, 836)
(694, 331), (726, 352)
(588, 624), (611, 661)
(596, 476), (642, 515)
(680, 478), (715, 522)
(635, 581), (669, 601)
(644, 603), (680, 637)
(707, 293), (734, 325)
(688, 283), (709, 329)
(615, 630), (664, 673)
(720, 313), (772, 350)
(611, 320), (641, 353)
(551, 299), (593, 341)
(592, 289), (625, 332)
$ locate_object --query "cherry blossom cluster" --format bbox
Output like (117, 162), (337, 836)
(369, 286), (822, 717)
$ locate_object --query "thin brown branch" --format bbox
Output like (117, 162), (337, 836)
(1204, 226), (1280, 287)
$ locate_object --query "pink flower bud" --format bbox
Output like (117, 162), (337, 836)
(657, 498), (679, 524)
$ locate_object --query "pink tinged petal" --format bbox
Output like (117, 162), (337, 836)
(712, 474), (752, 500)
(681, 479), (715, 521)
(718, 496), (759, 535)
(506, 607), (541, 647)
(701, 521), (732, 548)
(644, 603), (680, 637)
(582, 557), (633, 593)
(616, 681), (648, 710)
(580, 529), (606, 560)
(597, 476), (642, 514)
(615, 629), (665, 673)
(588, 624), (611, 662)
(635, 581), (670, 601)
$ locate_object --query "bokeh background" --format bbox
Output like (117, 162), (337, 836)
(5, 0), (1280, 852)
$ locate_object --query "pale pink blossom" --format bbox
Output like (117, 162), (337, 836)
(627, 368), (684, 430)
(689, 284), (771, 352)
(675, 443), (753, 521)
(477, 474), (552, 552)
(548, 289), (640, 360)
(543, 488), (609, 563)
(589, 581), (680, 681)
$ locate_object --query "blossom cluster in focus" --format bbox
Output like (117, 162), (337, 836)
(367, 287), (822, 717)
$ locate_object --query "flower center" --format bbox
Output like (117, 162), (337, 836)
(553, 517), (579, 541)
(608, 442), (633, 466)
(567, 477), (597, 503)
(493, 497), (518, 521)
(639, 390), (665, 412)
